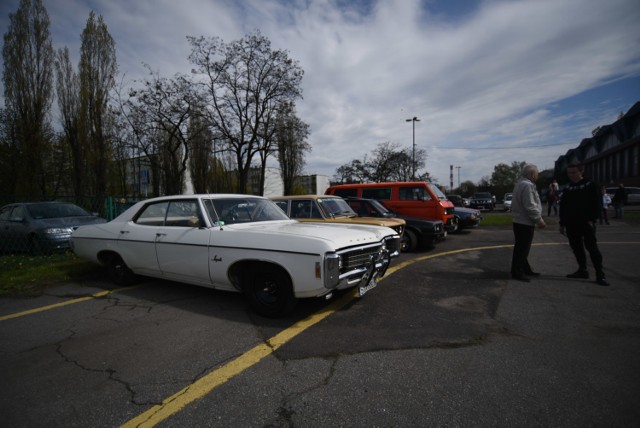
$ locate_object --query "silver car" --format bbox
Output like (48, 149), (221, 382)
(0, 201), (106, 254)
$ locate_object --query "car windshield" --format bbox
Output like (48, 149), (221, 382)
(206, 198), (290, 225)
(27, 203), (91, 219)
(428, 183), (447, 200)
(475, 193), (492, 198)
(317, 198), (357, 217)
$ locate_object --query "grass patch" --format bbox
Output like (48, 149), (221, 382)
(480, 209), (640, 227)
(622, 210), (640, 225)
(0, 252), (98, 297)
(478, 211), (514, 227)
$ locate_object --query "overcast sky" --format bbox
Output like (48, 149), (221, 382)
(2, 0), (639, 187)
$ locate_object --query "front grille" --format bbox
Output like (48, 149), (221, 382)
(339, 244), (382, 273)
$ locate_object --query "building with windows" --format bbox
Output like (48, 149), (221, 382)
(554, 101), (640, 186)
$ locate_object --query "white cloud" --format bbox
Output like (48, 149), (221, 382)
(1, 0), (639, 186)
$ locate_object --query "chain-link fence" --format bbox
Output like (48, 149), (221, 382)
(0, 196), (144, 256)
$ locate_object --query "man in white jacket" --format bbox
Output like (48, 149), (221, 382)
(510, 164), (546, 282)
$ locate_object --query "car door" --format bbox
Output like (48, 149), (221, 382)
(116, 201), (168, 276)
(0, 205), (29, 252)
(154, 199), (212, 284)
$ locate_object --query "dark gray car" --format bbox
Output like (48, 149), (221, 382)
(0, 202), (106, 254)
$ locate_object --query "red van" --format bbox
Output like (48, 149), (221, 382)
(325, 182), (457, 232)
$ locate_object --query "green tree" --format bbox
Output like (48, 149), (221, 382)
(79, 11), (118, 201)
(54, 46), (83, 198)
(2, 0), (54, 196)
(491, 161), (526, 198)
(188, 104), (215, 194)
(458, 180), (476, 196)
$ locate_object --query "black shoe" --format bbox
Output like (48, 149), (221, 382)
(596, 273), (610, 286)
(511, 274), (530, 282)
(524, 271), (541, 276)
(566, 270), (589, 279)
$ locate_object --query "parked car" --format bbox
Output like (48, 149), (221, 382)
(70, 194), (401, 317)
(271, 195), (406, 239)
(446, 194), (465, 207)
(344, 197), (446, 251)
(0, 201), (106, 254)
(469, 192), (495, 211)
(453, 207), (482, 231)
(606, 186), (640, 205)
(325, 182), (457, 233)
(503, 193), (513, 211)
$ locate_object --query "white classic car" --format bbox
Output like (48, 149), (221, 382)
(71, 194), (401, 317)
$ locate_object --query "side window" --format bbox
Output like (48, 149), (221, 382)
(0, 206), (13, 221)
(362, 188), (391, 200)
(273, 201), (289, 215)
(399, 186), (432, 201)
(11, 206), (26, 220)
(349, 201), (373, 217)
(166, 200), (203, 227)
(291, 200), (320, 219)
(332, 188), (358, 197)
(135, 202), (169, 226)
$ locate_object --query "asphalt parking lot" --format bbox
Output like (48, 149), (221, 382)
(1, 217), (639, 427)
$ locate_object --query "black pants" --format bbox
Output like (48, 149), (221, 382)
(511, 222), (535, 276)
(566, 222), (603, 273)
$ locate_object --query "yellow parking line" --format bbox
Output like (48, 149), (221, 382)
(121, 289), (358, 428)
(0, 286), (139, 322)
(122, 244), (524, 428)
(4, 241), (634, 427)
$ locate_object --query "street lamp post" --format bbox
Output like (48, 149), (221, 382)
(405, 116), (420, 180)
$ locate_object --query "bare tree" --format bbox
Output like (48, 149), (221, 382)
(79, 11), (117, 200)
(188, 30), (304, 193)
(333, 142), (427, 183)
(276, 103), (310, 195)
(124, 69), (205, 195)
(2, 0), (54, 196)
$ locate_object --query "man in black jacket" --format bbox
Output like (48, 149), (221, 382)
(559, 163), (609, 286)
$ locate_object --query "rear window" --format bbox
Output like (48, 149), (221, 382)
(362, 187), (392, 200)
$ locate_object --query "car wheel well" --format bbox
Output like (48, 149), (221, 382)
(231, 261), (296, 317)
(97, 251), (137, 286)
(228, 260), (290, 288)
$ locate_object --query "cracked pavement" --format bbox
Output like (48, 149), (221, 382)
(1, 224), (639, 427)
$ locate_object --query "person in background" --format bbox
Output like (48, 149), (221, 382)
(510, 164), (546, 282)
(559, 163), (609, 286)
(547, 179), (559, 216)
(600, 185), (611, 225)
(612, 183), (627, 219)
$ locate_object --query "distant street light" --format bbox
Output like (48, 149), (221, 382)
(405, 116), (420, 180)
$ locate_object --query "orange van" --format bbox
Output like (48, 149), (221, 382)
(325, 182), (457, 232)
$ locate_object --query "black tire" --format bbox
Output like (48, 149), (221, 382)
(105, 254), (136, 286)
(451, 216), (462, 233)
(402, 229), (418, 252)
(244, 264), (296, 318)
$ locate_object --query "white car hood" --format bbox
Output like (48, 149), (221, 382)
(221, 220), (393, 248)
